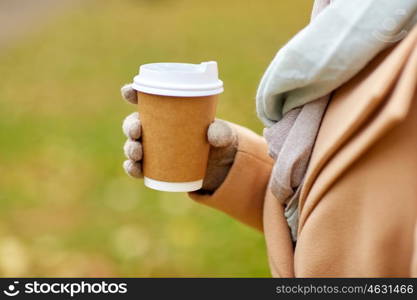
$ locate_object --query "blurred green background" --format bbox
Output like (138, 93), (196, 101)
(0, 0), (311, 276)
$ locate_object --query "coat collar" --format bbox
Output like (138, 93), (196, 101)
(297, 25), (417, 233)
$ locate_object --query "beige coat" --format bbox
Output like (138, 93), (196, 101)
(189, 25), (417, 277)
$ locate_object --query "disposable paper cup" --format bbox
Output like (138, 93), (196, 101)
(132, 61), (223, 192)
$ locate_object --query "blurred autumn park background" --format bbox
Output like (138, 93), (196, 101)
(0, 0), (311, 276)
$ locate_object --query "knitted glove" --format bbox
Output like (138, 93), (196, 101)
(121, 84), (238, 193)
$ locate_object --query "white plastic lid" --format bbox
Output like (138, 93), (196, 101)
(132, 61), (223, 97)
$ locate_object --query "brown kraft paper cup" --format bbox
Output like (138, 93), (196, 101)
(138, 92), (218, 186)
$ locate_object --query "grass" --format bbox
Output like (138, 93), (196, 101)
(0, 0), (311, 276)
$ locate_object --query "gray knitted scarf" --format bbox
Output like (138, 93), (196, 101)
(262, 0), (331, 241)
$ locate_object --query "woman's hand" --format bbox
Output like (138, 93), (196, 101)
(121, 84), (238, 193)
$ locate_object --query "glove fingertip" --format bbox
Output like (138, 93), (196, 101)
(124, 140), (143, 161)
(122, 113), (141, 140)
(123, 160), (143, 178)
(207, 120), (234, 148)
(121, 84), (138, 104)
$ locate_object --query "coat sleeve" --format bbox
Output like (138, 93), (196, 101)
(188, 124), (274, 231)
